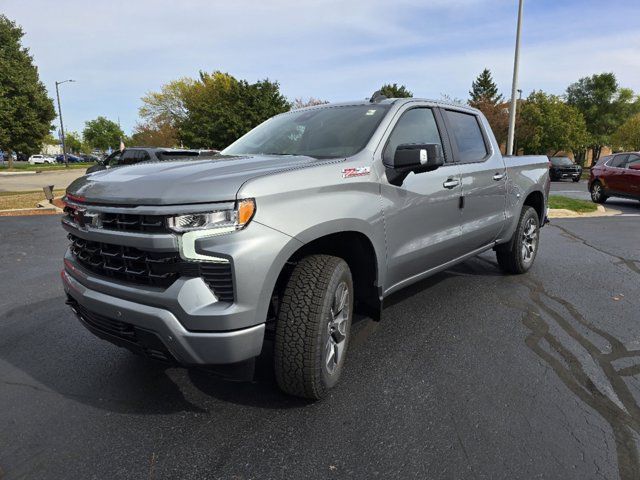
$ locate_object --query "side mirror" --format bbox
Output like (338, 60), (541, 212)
(384, 143), (444, 186)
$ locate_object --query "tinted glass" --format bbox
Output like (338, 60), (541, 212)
(139, 151), (151, 161)
(223, 105), (390, 159)
(383, 108), (442, 161)
(119, 150), (138, 165)
(550, 157), (573, 166)
(445, 110), (487, 162)
(627, 155), (640, 169)
(609, 154), (629, 168)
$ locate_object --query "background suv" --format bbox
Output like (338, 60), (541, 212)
(549, 156), (582, 182)
(589, 152), (640, 203)
(86, 147), (201, 173)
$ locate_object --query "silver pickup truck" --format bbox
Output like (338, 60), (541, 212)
(61, 96), (550, 399)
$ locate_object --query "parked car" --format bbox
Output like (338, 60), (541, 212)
(549, 156), (582, 182)
(589, 152), (640, 203)
(61, 96), (550, 399)
(79, 153), (101, 163)
(55, 154), (83, 163)
(28, 154), (56, 165)
(85, 147), (201, 174)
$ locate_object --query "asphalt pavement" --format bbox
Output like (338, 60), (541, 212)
(1, 214), (639, 479)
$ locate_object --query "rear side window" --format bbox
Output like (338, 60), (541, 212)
(383, 108), (443, 162)
(445, 110), (488, 163)
(609, 154), (629, 168)
(119, 150), (138, 166)
(627, 155), (640, 169)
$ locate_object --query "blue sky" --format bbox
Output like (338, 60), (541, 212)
(3, 0), (640, 136)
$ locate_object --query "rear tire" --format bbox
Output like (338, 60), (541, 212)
(274, 255), (353, 400)
(496, 206), (540, 274)
(572, 177), (580, 183)
(590, 181), (607, 203)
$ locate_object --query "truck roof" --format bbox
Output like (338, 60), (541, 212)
(291, 97), (478, 114)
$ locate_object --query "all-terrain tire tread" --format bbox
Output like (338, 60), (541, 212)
(274, 255), (344, 399)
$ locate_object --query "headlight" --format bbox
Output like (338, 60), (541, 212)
(167, 199), (256, 234)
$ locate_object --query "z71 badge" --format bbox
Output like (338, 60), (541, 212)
(342, 166), (371, 178)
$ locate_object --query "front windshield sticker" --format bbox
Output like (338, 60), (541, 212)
(342, 166), (371, 178)
(366, 109), (377, 116)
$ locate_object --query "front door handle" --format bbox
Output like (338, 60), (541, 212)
(493, 172), (505, 181)
(443, 178), (460, 189)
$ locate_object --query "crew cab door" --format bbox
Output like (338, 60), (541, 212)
(379, 105), (464, 292)
(442, 109), (506, 252)
(621, 154), (640, 197)
(604, 154), (629, 193)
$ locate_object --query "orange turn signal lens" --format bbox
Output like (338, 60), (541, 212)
(237, 199), (256, 226)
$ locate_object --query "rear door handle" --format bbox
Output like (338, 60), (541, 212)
(493, 173), (505, 181)
(443, 178), (460, 189)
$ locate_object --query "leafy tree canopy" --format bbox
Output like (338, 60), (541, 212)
(130, 122), (179, 148)
(566, 72), (639, 160)
(82, 116), (124, 151)
(0, 15), (56, 165)
(611, 113), (640, 152)
(179, 71), (291, 149)
(517, 91), (588, 156)
(139, 78), (194, 129)
(379, 83), (413, 98)
(65, 131), (85, 154)
(469, 69), (503, 105)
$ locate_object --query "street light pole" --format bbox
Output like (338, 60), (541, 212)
(506, 0), (524, 156)
(55, 79), (75, 167)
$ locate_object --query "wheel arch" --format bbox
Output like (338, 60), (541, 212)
(270, 226), (383, 322)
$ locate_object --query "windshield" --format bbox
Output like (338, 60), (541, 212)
(223, 104), (390, 159)
(550, 157), (573, 166)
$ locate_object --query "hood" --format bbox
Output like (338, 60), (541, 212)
(66, 155), (319, 205)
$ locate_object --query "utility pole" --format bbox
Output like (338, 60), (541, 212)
(506, 0), (524, 156)
(55, 79), (75, 167)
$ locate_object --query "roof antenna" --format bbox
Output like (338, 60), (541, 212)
(369, 90), (387, 103)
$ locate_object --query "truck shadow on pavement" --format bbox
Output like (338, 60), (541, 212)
(0, 261), (494, 414)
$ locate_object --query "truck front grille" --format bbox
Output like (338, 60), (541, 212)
(63, 206), (169, 233)
(68, 234), (234, 301)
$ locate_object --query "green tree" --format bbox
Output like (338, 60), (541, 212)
(379, 83), (413, 98)
(566, 73), (639, 162)
(139, 78), (194, 129)
(516, 91), (588, 156)
(65, 131), (84, 153)
(130, 122), (178, 147)
(82, 116), (124, 151)
(0, 15), (56, 167)
(469, 69), (503, 105)
(611, 113), (640, 151)
(179, 71), (290, 149)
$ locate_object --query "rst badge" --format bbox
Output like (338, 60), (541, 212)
(342, 166), (371, 179)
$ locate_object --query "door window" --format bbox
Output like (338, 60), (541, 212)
(626, 155), (640, 169)
(118, 150), (138, 166)
(383, 108), (443, 162)
(609, 154), (629, 168)
(445, 110), (488, 163)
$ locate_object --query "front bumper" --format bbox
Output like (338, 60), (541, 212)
(61, 215), (303, 365)
(62, 269), (265, 364)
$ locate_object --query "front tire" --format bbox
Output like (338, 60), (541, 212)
(590, 181), (607, 203)
(496, 206), (540, 274)
(274, 255), (353, 400)
(572, 177), (580, 183)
